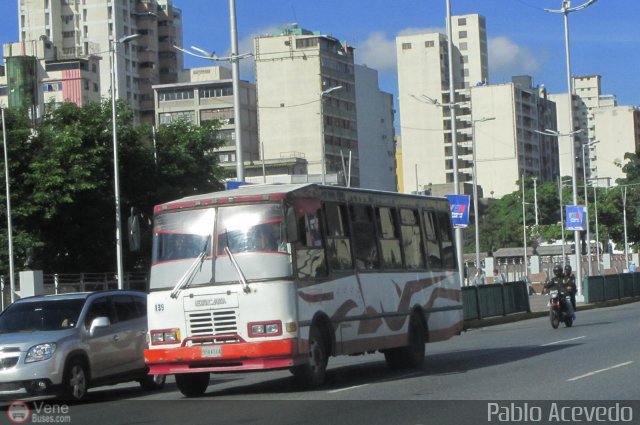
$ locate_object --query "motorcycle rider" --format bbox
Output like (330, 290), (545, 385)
(564, 264), (577, 319)
(544, 264), (574, 317)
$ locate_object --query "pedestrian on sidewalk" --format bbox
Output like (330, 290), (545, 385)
(473, 268), (487, 285)
(493, 268), (506, 284)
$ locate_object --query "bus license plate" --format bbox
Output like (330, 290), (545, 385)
(201, 345), (222, 358)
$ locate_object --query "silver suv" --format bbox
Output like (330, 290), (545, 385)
(0, 290), (165, 401)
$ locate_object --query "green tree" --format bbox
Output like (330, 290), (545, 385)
(0, 101), (225, 276)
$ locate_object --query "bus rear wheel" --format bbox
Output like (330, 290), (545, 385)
(291, 326), (328, 389)
(384, 312), (426, 370)
(175, 372), (210, 397)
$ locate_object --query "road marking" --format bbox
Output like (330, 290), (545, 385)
(567, 361), (633, 382)
(380, 372), (422, 383)
(327, 384), (369, 393)
(541, 336), (586, 347)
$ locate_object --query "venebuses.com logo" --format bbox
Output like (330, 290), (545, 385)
(7, 400), (30, 424)
(6, 399), (72, 424)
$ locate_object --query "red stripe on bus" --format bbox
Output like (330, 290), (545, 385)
(154, 193), (288, 214)
(145, 338), (298, 366)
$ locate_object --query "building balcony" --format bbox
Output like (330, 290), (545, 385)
(137, 50), (157, 63)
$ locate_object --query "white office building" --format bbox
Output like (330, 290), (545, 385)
(396, 14), (488, 193)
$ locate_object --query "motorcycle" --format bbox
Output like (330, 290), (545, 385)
(548, 287), (573, 329)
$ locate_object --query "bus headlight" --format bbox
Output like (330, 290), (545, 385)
(150, 328), (181, 345)
(248, 321), (282, 338)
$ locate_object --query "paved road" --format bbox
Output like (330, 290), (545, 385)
(3, 301), (638, 424)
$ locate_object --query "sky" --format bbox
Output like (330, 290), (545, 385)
(1, 0), (638, 117)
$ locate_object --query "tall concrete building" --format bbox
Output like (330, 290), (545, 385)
(396, 14), (488, 193)
(153, 65), (259, 167)
(470, 76), (559, 197)
(593, 105), (640, 184)
(355, 65), (396, 191)
(549, 75), (639, 187)
(18, 0), (183, 123)
(254, 25), (360, 186)
(397, 15), (562, 198)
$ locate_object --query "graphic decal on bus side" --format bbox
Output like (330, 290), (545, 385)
(297, 274), (460, 336)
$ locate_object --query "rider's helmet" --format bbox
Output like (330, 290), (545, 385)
(564, 264), (572, 276)
(553, 264), (563, 278)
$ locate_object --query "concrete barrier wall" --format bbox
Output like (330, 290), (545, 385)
(462, 281), (530, 321)
(583, 272), (640, 303)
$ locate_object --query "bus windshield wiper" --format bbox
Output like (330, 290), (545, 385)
(170, 239), (209, 299)
(222, 230), (251, 293)
(224, 246), (251, 293)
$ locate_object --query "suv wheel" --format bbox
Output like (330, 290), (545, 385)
(59, 359), (89, 401)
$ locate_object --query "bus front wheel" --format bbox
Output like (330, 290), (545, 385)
(175, 372), (210, 397)
(291, 326), (328, 389)
(384, 312), (426, 370)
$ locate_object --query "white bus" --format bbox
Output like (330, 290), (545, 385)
(144, 183), (463, 397)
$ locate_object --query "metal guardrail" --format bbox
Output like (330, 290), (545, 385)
(1, 272), (149, 310)
(462, 281), (531, 321)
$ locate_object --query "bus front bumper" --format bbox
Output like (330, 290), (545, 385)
(144, 338), (303, 374)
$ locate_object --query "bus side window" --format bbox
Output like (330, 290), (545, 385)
(437, 212), (456, 269)
(400, 208), (425, 269)
(350, 204), (380, 270)
(423, 210), (443, 269)
(324, 202), (353, 271)
(294, 200), (327, 279)
(375, 206), (402, 269)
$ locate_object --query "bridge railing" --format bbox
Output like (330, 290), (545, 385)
(1, 272), (149, 310)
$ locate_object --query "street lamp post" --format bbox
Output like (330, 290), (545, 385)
(522, 175), (528, 279)
(545, 0), (598, 299)
(537, 127), (582, 291)
(174, 0), (252, 182)
(320, 86), (343, 185)
(591, 180), (600, 274)
(471, 116), (494, 273)
(410, 92), (465, 284)
(445, 0), (465, 288)
(111, 33), (141, 290)
(532, 177), (539, 226)
(1, 108), (15, 303)
(622, 187), (629, 271)
(558, 176), (567, 264)
(581, 140), (599, 276)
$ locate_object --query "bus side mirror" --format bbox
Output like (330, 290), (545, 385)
(285, 206), (298, 242)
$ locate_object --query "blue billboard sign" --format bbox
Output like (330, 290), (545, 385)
(565, 205), (586, 231)
(445, 194), (471, 229)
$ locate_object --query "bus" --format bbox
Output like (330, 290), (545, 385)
(144, 183), (463, 397)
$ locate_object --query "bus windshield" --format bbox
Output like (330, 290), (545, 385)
(152, 208), (215, 265)
(216, 203), (285, 255)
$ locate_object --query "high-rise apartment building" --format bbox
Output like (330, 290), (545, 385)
(254, 25), (360, 186)
(396, 14), (487, 193)
(397, 15), (562, 197)
(470, 77), (559, 197)
(355, 65), (396, 191)
(18, 0), (183, 123)
(549, 75), (638, 187)
(592, 106), (640, 184)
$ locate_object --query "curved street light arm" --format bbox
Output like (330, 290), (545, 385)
(174, 45), (253, 63)
(544, 0), (598, 14)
